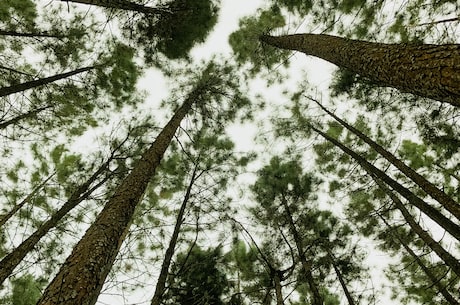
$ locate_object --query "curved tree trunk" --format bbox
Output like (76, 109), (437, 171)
(150, 166), (198, 305)
(0, 161), (111, 285)
(260, 34), (460, 106)
(378, 214), (460, 305)
(60, 0), (169, 15)
(36, 86), (202, 305)
(314, 99), (460, 221)
(310, 125), (460, 242)
(0, 66), (94, 97)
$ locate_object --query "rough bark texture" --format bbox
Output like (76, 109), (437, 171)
(150, 167), (198, 305)
(315, 100), (460, 221)
(378, 214), (460, 305)
(280, 196), (323, 305)
(0, 162), (109, 285)
(36, 92), (197, 305)
(60, 0), (168, 15)
(0, 66), (94, 97)
(260, 34), (460, 106)
(311, 126), (460, 241)
(373, 177), (460, 277)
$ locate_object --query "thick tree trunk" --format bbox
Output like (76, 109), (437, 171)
(315, 99), (460, 221)
(0, 66), (94, 97)
(311, 125), (460, 242)
(60, 0), (168, 15)
(0, 161), (110, 285)
(273, 271), (284, 305)
(151, 166), (198, 305)
(36, 89), (199, 305)
(0, 173), (54, 228)
(260, 34), (460, 106)
(280, 196), (323, 305)
(326, 250), (356, 305)
(378, 214), (460, 305)
(0, 105), (53, 129)
(373, 177), (460, 277)
(0, 29), (63, 38)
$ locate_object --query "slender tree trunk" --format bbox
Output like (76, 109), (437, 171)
(310, 125), (460, 241)
(378, 214), (460, 305)
(0, 66), (94, 97)
(151, 166), (198, 305)
(280, 195), (323, 305)
(0, 173), (54, 228)
(36, 87), (201, 305)
(0, 29), (63, 38)
(260, 34), (460, 106)
(326, 250), (356, 305)
(273, 271), (284, 305)
(0, 105), (53, 129)
(60, 0), (169, 15)
(314, 99), (460, 221)
(0, 161), (111, 284)
(372, 177), (460, 277)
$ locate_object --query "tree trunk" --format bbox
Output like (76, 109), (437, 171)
(150, 166), (198, 305)
(0, 161), (111, 285)
(36, 87), (200, 305)
(378, 214), (460, 305)
(373, 177), (460, 277)
(60, 0), (169, 15)
(273, 271), (284, 305)
(326, 250), (356, 305)
(0, 66), (94, 97)
(0, 173), (54, 227)
(0, 29), (64, 38)
(311, 125), (460, 241)
(260, 34), (460, 106)
(280, 195), (323, 305)
(0, 105), (53, 129)
(314, 99), (460, 221)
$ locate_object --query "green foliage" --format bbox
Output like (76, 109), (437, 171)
(0, 0), (37, 31)
(165, 246), (228, 305)
(0, 274), (45, 305)
(398, 140), (434, 170)
(229, 6), (289, 75)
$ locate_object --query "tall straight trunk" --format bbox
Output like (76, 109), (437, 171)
(280, 196), (323, 305)
(0, 173), (54, 227)
(37, 88), (200, 305)
(0, 29), (63, 38)
(378, 214), (460, 305)
(0, 66), (94, 97)
(0, 161), (111, 285)
(372, 177), (460, 277)
(273, 271), (284, 305)
(326, 250), (356, 305)
(314, 99), (460, 221)
(0, 105), (53, 129)
(60, 0), (169, 15)
(310, 125), (460, 241)
(151, 166), (198, 305)
(260, 34), (460, 106)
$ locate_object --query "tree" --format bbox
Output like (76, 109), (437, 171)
(260, 34), (460, 106)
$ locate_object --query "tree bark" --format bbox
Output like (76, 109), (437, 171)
(0, 105), (53, 129)
(60, 0), (169, 15)
(326, 250), (356, 305)
(0, 161), (111, 285)
(373, 177), (460, 277)
(280, 195), (323, 305)
(310, 125), (460, 241)
(273, 271), (284, 305)
(378, 214), (460, 305)
(36, 87), (201, 305)
(0, 29), (63, 38)
(314, 99), (460, 221)
(260, 34), (460, 106)
(0, 66), (94, 97)
(150, 166), (198, 305)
